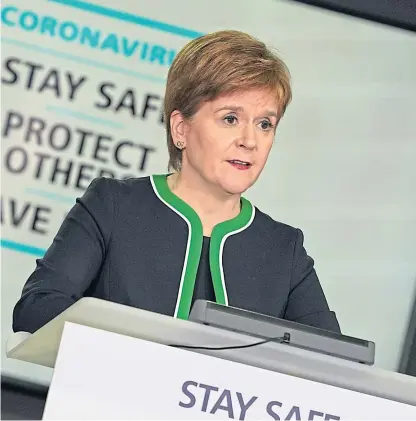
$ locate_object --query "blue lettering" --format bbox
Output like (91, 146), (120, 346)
(121, 37), (139, 57)
(100, 33), (119, 54)
(19, 10), (38, 31)
(267, 401), (283, 420)
(1, 7), (178, 67)
(150, 45), (167, 65)
(179, 380), (197, 409)
(1, 6), (18, 26)
(325, 415), (340, 421)
(199, 383), (219, 412)
(40, 16), (57, 36)
(140, 42), (149, 60)
(59, 21), (78, 42)
(210, 389), (234, 418)
(286, 406), (301, 420)
(80, 27), (101, 48)
(309, 410), (324, 421)
(237, 393), (258, 421)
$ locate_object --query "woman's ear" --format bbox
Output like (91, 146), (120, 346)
(170, 110), (187, 149)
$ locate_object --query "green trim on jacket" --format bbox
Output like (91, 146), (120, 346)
(150, 174), (255, 320)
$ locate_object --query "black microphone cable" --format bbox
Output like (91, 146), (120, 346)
(170, 332), (291, 351)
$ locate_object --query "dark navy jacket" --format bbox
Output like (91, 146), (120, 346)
(13, 175), (340, 334)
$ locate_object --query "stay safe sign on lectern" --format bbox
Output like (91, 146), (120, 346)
(6, 298), (416, 420)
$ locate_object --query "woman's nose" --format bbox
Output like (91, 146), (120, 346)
(238, 125), (257, 149)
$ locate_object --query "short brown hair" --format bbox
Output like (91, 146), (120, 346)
(164, 30), (292, 172)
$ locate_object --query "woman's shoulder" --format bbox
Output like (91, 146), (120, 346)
(81, 176), (156, 213)
(252, 205), (300, 240)
(87, 175), (153, 197)
(106, 175), (153, 194)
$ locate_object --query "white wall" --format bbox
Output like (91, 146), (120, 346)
(1, 0), (415, 386)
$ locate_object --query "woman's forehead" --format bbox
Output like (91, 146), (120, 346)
(204, 89), (281, 113)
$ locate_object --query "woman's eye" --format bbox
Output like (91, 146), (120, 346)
(259, 120), (273, 131)
(260, 120), (273, 130)
(224, 115), (238, 125)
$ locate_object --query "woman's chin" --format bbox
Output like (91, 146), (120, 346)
(219, 177), (256, 195)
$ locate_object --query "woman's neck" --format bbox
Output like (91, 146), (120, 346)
(167, 171), (241, 236)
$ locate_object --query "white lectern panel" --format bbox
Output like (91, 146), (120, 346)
(43, 323), (416, 420)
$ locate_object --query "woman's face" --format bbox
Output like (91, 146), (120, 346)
(173, 88), (280, 196)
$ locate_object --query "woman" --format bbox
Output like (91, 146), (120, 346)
(13, 30), (340, 334)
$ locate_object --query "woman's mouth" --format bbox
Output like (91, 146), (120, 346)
(227, 160), (252, 170)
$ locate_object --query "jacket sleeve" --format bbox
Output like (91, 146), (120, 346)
(283, 228), (341, 333)
(12, 177), (114, 333)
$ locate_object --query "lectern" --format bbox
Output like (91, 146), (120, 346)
(6, 297), (416, 420)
